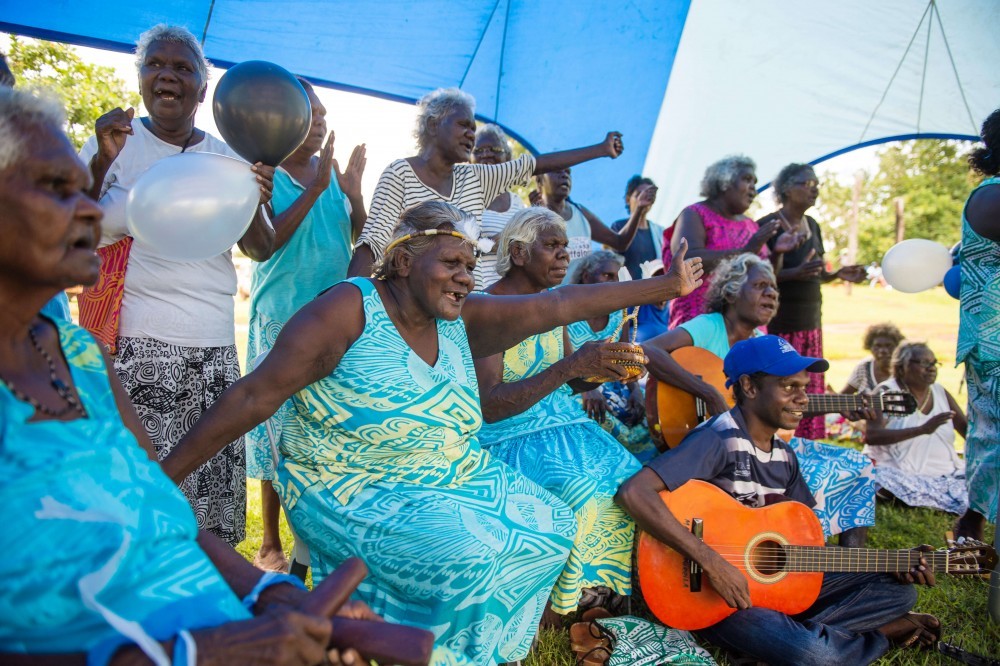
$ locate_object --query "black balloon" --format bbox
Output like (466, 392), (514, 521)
(213, 61), (311, 166)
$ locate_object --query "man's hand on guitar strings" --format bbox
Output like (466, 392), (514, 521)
(704, 553), (752, 610)
(893, 545), (938, 587)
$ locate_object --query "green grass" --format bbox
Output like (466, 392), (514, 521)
(233, 284), (1000, 664)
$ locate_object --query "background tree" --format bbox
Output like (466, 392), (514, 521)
(815, 139), (977, 265)
(6, 35), (139, 149)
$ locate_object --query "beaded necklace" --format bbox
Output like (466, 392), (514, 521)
(0, 325), (87, 418)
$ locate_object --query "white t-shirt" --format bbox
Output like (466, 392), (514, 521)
(80, 119), (249, 347)
(356, 154), (537, 264)
(863, 378), (964, 477)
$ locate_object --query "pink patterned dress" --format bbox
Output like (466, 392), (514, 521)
(662, 203), (767, 328)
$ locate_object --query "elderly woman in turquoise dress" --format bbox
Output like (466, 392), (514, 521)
(0, 87), (377, 666)
(245, 79), (367, 572)
(475, 208), (643, 620)
(165, 200), (703, 665)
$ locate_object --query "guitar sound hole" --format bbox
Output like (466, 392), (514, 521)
(750, 540), (787, 576)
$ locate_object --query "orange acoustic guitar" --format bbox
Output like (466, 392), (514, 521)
(636, 480), (997, 631)
(645, 347), (918, 450)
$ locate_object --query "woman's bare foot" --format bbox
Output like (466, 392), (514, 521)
(878, 612), (941, 648)
(253, 546), (289, 573)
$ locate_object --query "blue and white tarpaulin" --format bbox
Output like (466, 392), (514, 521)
(3, 0), (997, 223)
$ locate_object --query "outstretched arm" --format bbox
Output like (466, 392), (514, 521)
(463, 240), (703, 358)
(534, 132), (623, 174)
(162, 284), (365, 483)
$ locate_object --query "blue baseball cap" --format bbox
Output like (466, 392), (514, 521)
(723, 335), (830, 388)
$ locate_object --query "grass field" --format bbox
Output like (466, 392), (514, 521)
(231, 283), (1000, 665)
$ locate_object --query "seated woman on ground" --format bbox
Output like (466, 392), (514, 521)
(865, 342), (983, 533)
(641, 254), (877, 545)
(565, 250), (657, 462)
(0, 86), (373, 666)
(163, 201), (703, 666)
(475, 208), (645, 620)
(842, 322), (905, 394)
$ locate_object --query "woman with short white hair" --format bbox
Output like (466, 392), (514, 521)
(78, 23), (276, 546)
(663, 154), (800, 328)
(348, 86), (626, 282)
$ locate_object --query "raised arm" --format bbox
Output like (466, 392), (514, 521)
(162, 283), (364, 482)
(236, 163), (277, 261)
(534, 131), (623, 174)
(462, 241), (703, 358)
(586, 186), (656, 252)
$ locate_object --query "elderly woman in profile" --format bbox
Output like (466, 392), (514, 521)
(79, 24), (276, 546)
(347, 87), (625, 278)
(475, 209), (644, 619)
(164, 200), (703, 665)
(664, 155), (800, 328)
(0, 87), (375, 666)
(470, 123), (526, 288)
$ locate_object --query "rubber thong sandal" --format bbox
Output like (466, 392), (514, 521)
(570, 619), (614, 666)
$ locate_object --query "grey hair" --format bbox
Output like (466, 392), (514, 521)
(135, 24), (210, 81)
(700, 154), (756, 199)
(704, 253), (775, 313)
(0, 87), (66, 170)
(772, 162), (815, 204)
(494, 207), (566, 277)
(890, 341), (933, 383)
(373, 201), (476, 280)
(474, 123), (512, 159)
(568, 250), (625, 285)
(414, 87), (475, 151)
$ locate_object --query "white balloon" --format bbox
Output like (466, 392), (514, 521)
(881, 239), (952, 293)
(126, 152), (259, 261)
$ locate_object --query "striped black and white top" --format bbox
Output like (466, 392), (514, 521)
(355, 154), (537, 264)
(647, 408), (816, 509)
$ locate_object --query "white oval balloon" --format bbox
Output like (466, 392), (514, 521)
(881, 238), (952, 293)
(126, 152), (259, 262)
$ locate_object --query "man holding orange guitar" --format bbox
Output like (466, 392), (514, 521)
(616, 335), (941, 665)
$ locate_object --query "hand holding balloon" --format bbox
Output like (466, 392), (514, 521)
(252, 163), (276, 206)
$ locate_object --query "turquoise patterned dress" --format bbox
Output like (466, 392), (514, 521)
(0, 319), (248, 660)
(957, 176), (1000, 520)
(246, 169), (354, 480)
(478, 326), (640, 615)
(567, 311), (658, 461)
(274, 278), (577, 666)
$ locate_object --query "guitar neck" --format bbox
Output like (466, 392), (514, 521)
(784, 546), (949, 573)
(802, 393), (880, 415)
